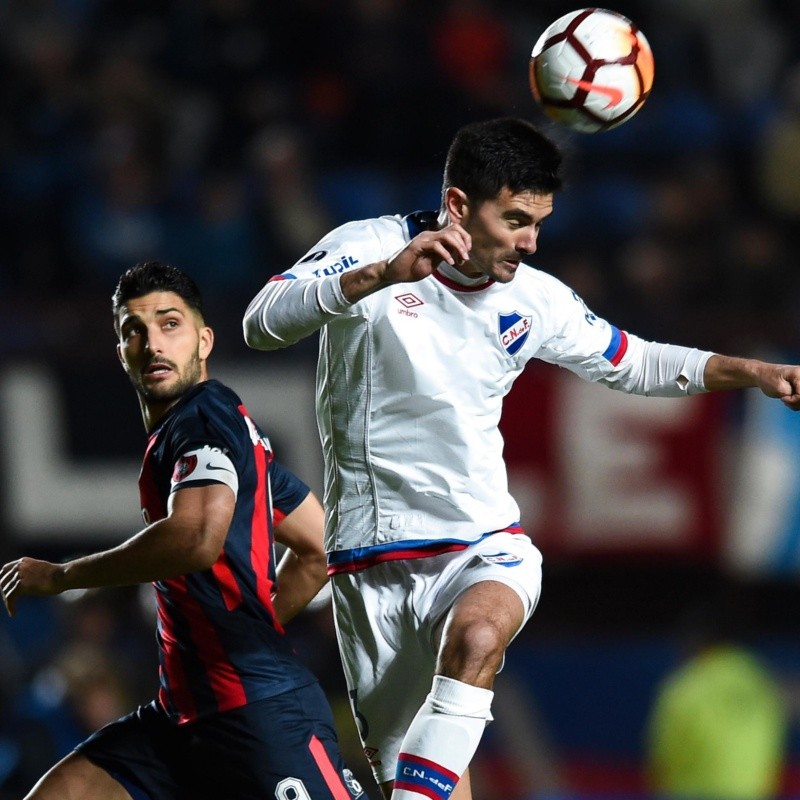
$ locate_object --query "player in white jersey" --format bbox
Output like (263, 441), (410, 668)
(243, 118), (800, 800)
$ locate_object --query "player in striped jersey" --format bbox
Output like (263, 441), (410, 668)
(0, 262), (366, 800)
(243, 117), (800, 800)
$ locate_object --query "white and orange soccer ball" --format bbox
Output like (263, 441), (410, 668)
(529, 7), (654, 133)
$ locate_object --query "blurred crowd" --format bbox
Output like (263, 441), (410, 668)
(0, 588), (154, 798)
(2, 0), (800, 361)
(3, 1), (800, 798)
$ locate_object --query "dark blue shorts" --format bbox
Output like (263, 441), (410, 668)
(76, 683), (366, 800)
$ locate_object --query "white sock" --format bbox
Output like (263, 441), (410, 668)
(391, 675), (493, 800)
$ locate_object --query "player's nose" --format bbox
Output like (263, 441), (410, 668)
(143, 327), (164, 354)
(516, 229), (538, 256)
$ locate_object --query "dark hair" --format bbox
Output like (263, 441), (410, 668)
(112, 261), (204, 327)
(442, 117), (563, 206)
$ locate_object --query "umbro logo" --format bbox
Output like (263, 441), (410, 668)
(396, 293), (423, 308)
(395, 293), (423, 318)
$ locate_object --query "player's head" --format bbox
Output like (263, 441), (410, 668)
(441, 118), (563, 284)
(112, 261), (205, 330)
(442, 117), (563, 206)
(113, 261), (214, 428)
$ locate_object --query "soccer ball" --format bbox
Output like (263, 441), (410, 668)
(529, 8), (654, 133)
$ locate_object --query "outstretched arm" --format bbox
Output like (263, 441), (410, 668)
(704, 355), (800, 410)
(0, 484), (233, 616)
(272, 491), (328, 625)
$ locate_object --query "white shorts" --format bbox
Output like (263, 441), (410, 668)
(329, 531), (543, 785)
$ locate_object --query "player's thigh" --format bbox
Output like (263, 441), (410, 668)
(436, 580), (527, 685)
(76, 702), (187, 800)
(431, 533), (543, 669)
(191, 683), (365, 800)
(24, 751), (134, 800)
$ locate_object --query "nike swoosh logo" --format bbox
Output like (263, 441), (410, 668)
(566, 77), (624, 108)
(205, 464), (233, 473)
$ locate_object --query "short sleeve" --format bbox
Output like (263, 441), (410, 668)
(269, 460), (310, 525)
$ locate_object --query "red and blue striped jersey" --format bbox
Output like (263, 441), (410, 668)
(138, 379), (316, 724)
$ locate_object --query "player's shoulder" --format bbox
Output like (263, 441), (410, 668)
(324, 215), (400, 242)
(292, 214), (407, 265)
(289, 211), (441, 270)
(515, 262), (575, 300)
(500, 264), (590, 326)
(334, 213), (410, 238)
(182, 380), (242, 416)
(160, 381), (243, 444)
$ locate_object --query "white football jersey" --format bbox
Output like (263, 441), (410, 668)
(244, 212), (713, 569)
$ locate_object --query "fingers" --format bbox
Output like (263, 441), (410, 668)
(0, 560), (19, 617)
(384, 223), (474, 286)
(423, 224), (471, 266)
(427, 239), (461, 267)
(387, 226), (471, 285)
(778, 371), (800, 410)
(781, 395), (800, 411)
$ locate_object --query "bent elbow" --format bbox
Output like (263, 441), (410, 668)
(242, 313), (271, 351)
(308, 550), (329, 590)
(182, 531), (226, 574)
(242, 311), (290, 352)
(190, 545), (223, 574)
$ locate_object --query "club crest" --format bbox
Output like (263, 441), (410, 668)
(479, 551), (523, 567)
(172, 454), (197, 483)
(498, 311), (532, 356)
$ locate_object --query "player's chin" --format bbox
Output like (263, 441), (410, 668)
(142, 379), (183, 403)
(493, 261), (520, 283)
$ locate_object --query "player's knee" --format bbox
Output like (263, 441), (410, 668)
(460, 616), (509, 659)
(440, 618), (507, 682)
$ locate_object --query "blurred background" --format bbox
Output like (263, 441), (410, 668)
(2, 0), (800, 798)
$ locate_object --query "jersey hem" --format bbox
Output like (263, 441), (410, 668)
(326, 524), (526, 575)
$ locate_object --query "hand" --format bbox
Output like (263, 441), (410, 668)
(340, 223), (473, 303)
(0, 557), (64, 617)
(756, 364), (800, 410)
(384, 223), (472, 284)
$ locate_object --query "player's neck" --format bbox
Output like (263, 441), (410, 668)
(141, 391), (195, 432)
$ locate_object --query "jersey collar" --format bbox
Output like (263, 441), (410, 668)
(433, 263), (495, 292)
(403, 210), (439, 239)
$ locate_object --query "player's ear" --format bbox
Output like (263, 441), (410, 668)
(444, 187), (469, 223)
(199, 326), (214, 361)
(116, 343), (130, 372)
